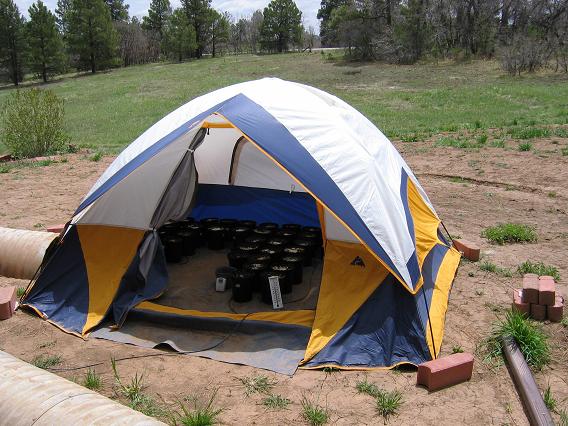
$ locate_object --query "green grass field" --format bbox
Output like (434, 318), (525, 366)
(1, 52), (567, 154)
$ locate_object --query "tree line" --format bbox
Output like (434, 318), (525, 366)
(0, 0), (314, 85)
(318, 0), (568, 74)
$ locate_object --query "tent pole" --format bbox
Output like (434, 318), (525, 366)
(421, 285), (438, 359)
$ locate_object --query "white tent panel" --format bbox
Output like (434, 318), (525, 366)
(324, 210), (358, 243)
(232, 140), (306, 193)
(194, 127), (240, 185)
(75, 127), (200, 229)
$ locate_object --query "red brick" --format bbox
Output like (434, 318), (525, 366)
(530, 303), (546, 321)
(452, 239), (480, 262)
(0, 286), (17, 320)
(547, 296), (564, 323)
(46, 224), (65, 234)
(522, 274), (539, 304)
(417, 352), (474, 391)
(512, 289), (530, 315)
(538, 277), (556, 306)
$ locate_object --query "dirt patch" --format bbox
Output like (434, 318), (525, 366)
(1, 140), (567, 424)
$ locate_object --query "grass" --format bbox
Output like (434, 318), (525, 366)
(481, 223), (537, 245)
(560, 410), (568, 426)
(562, 147), (568, 156)
(517, 261), (560, 281)
(111, 358), (166, 417)
(452, 345), (464, 354)
(90, 151), (102, 162)
(562, 315), (568, 327)
(543, 385), (557, 412)
(479, 260), (513, 277)
(238, 374), (276, 396)
(483, 310), (550, 370)
(356, 378), (381, 398)
(508, 126), (551, 139)
(31, 354), (62, 369)
(518, 142), (533, 151)
(262, 394), (291, 410)
(175, 392), (223, 426)
(2, 57), (568, 154)
(83, 368), (103, 390)
(301, 396), (329, 426)
(376, 389), (404, 422)
(16, 287), (25, 298)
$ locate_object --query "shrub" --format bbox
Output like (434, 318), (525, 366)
(1, 89), (68, 159)
(481, 223), (537, 245)
(517, 261), (560, 282)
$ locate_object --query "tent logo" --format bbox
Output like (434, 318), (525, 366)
(350, 256), (365, 267)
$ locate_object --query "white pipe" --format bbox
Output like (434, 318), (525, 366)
(0, 350), (166, 425)
(0, 227), (58, 280)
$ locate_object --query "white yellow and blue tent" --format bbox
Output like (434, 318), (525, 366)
(22, 78), (461, 371)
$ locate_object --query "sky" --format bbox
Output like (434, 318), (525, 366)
(15, 0), (321, 30)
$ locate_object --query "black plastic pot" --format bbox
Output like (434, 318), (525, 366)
(275, 229), (297, 241)
(179, 218), (195, 228)
(227, 250), (250, 269)
(239, 220), (256, 229)
(265, 237), (289, 250)
(233, 271), (254, 303)
(301, 228), (323, 246)
(186, 223), (204, 247)
(268, 263), (294, 294)
(243, 262), (270, 292)
(244, 235), (267, 246)
(259, 222), (279, 231)
(163, 236), (183, 263)
(220, 219), (238, 241)
(282, 224), (302, 232)
(200, 217), (220, 227)
(231, 226), (251, 245)
(259, 246), (283, 259)
(282, 245), (307, 262)
(293, 238), (318, 266)
(259, 270), (288, 305)
(161, 222), (179, 233)
(206, 226), (225, 250)
(281, 255), (304, 285)
(252, 228), (273, 238)
(235, 242), (260, 256)
(177, 230), (197, 256)
(215, 266), (237, 290)
(247, 253), (272, 265)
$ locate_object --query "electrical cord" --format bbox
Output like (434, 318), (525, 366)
(47, 313), (252, 372)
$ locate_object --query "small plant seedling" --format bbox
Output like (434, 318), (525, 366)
(83, 368), (103, 390)
(481, 223), (537, 245)
(508, 126), (550, 140)
(376, 389), (403, 422)
(562, 147), (568, 156)
(452, 345), (464, 354)
(483, 310), (550, 370)
(517, 261), (560, 282)
(90, 152), (102, 162)
(301, 396), (329, 426)
(238, 374), (276, 396)
(32, 354), (62, 369)
(559, 410), (568, 426)
(543, 385), (556, 412)
(356, 378), (381, 398)
(16, 287), (26, 298)
(518, 142), (533, 151)
(176, 391), (223, 426)
(475, 289), (484, 296)
(322, 366), (340, 373)
(479, 261), (512, 277)
(561, 315), (568, 328)
(262, 393), (291, 410)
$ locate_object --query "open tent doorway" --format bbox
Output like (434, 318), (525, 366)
(22, 78), (461, 375)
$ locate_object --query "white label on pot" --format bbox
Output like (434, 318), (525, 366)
(268, 276), (283, 310)
(216, 277), (226, 292)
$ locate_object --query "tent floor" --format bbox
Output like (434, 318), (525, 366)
(153, 245), (323, 314)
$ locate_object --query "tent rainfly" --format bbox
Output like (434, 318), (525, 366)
(22, 78), (461, 370)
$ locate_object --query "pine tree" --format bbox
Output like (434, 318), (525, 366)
(104, 0), (128, 22)
(27, 1), (66, 82)
(181, 0), (212, 58)
(209, 10), (230, 57)
(261, 0), (302, 53)
(0, 0), (27, 85)
(163, 8), (196, 62)
(142, 0), (172, 41)
(66, 0), (118, 73)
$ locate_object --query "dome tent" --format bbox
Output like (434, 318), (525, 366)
(22, 78), (461, 372)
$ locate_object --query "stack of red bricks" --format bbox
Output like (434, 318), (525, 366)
(513, 274), (564, 322)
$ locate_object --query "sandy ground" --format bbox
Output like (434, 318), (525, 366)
(1, 133), (567, 425)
